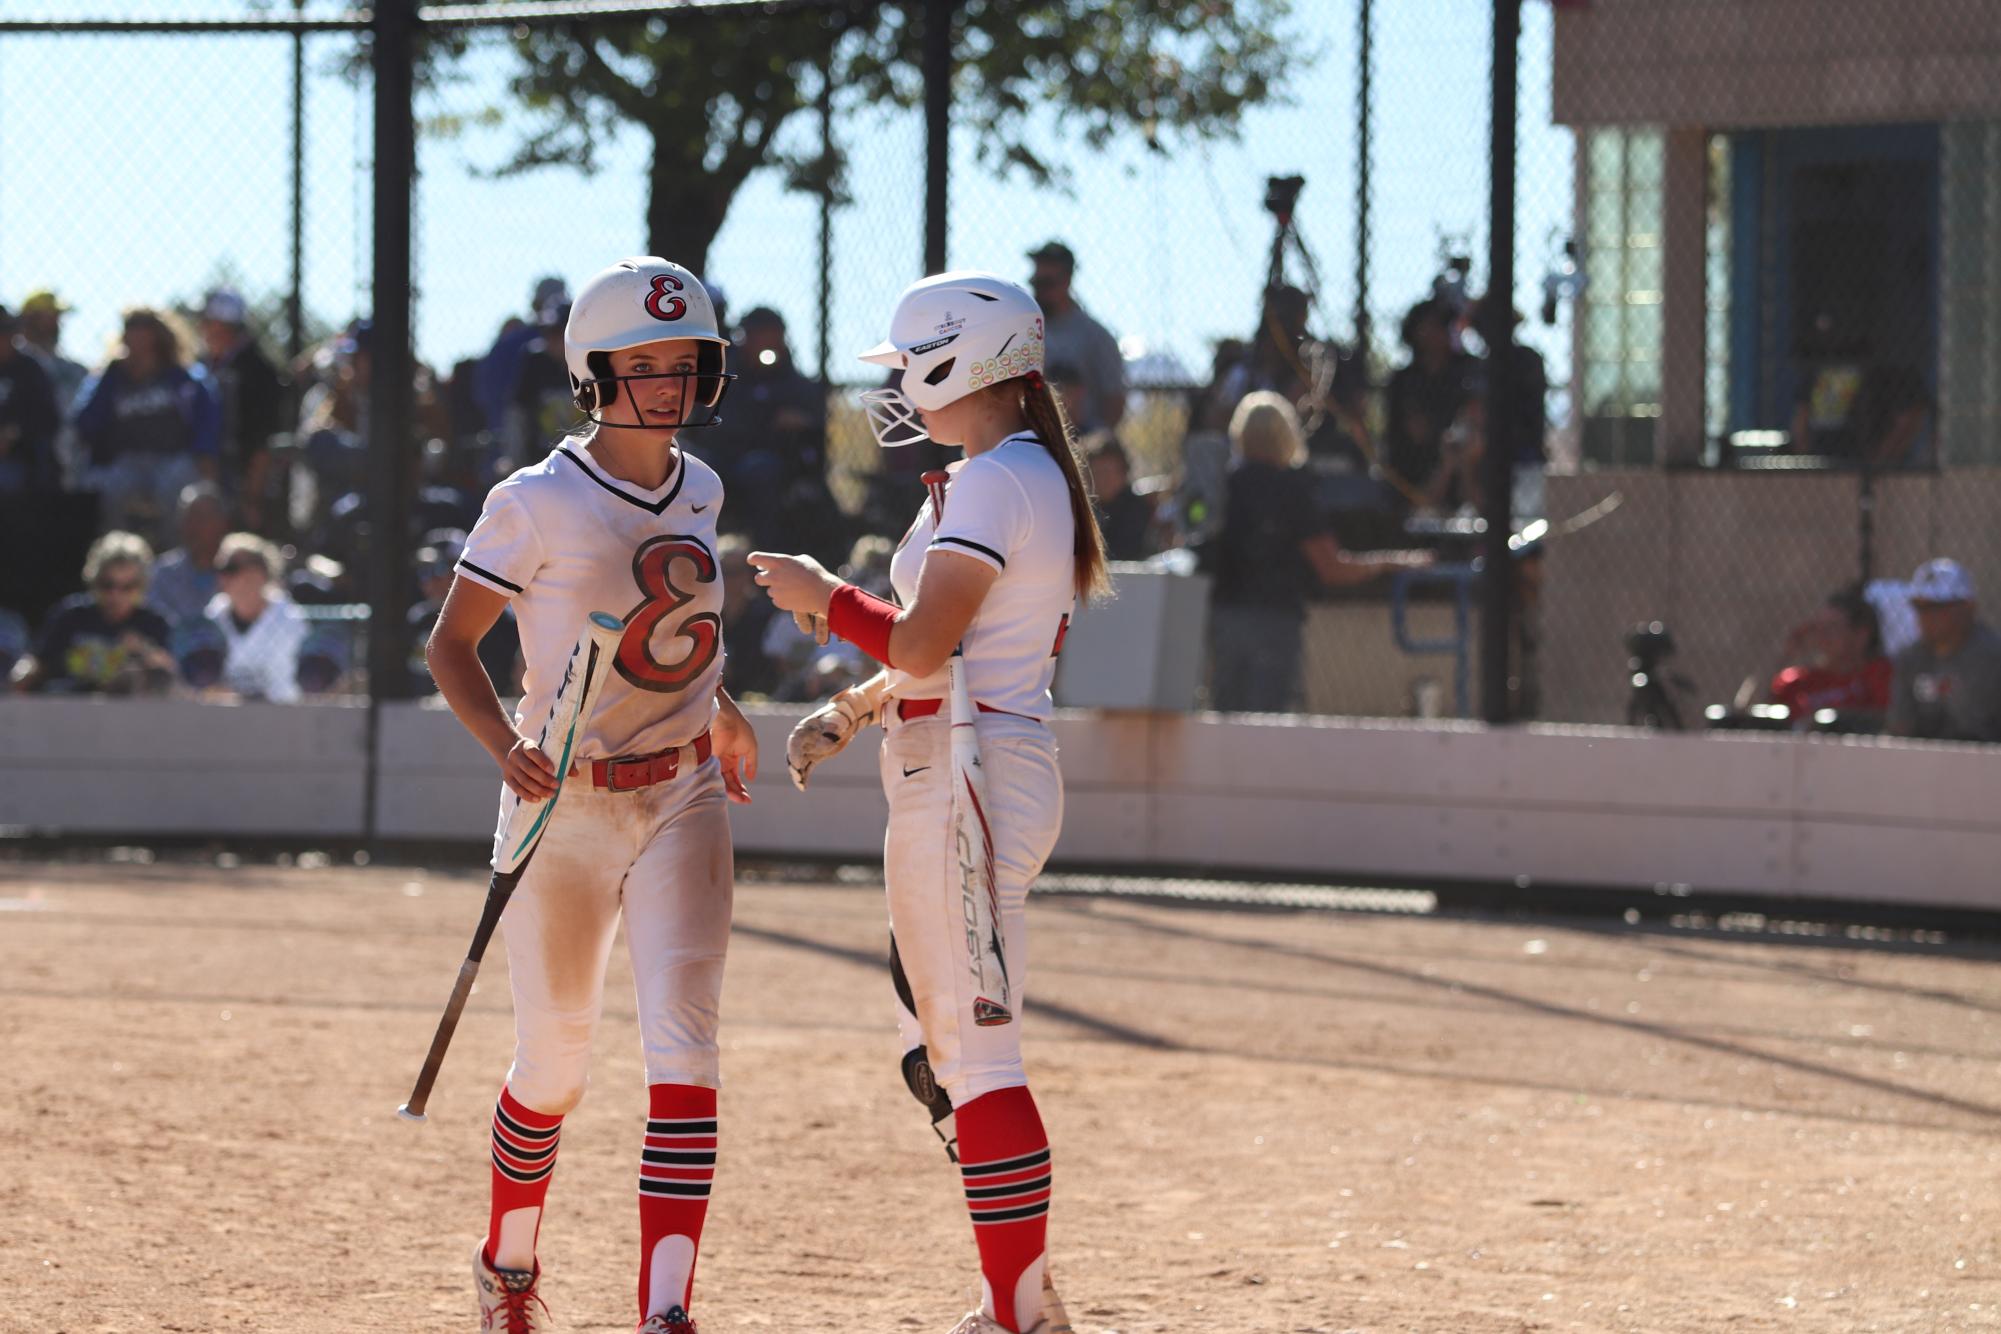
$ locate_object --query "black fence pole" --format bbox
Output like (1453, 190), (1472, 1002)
(1857, 463), (1876, 586)
(817, 49), (834, 387)
(288, 0), (307, 362)
(1480, 0), (1520, 725)
(1354, 0), (1373, 355)
(922, 0), (953, 276)
(365, 0), (418, 844)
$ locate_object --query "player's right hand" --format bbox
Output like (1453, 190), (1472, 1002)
(786, 686), (878, 791)
(502, 736), (560, 803)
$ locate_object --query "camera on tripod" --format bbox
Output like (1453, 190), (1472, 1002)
(1624, 620), (1694, 730)
(1432, 249), (1473, 320)
(1625, 621), (1675, 671)
(1263, 174), (1305, 223)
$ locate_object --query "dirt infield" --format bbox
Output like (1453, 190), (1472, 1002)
(3, 859), (2000, 1333)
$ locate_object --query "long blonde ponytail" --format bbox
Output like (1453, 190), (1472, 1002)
(1017, 372), (1110, 602)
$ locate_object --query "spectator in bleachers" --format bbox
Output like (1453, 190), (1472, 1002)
(702, 306), (834, 553)
(1087, 437), (1157, 562)
(1385, 297), (1475, 503)
(1208, 289), (1286, 414)
(1468, 295), (1548, 470)
(1205, 392), (1426, 713)
(10, 530), (175, 695)
(74, 308), (219, 541)
(1888, 558), (2001, 743)
(1768, 583), (1892, 724)
(474, 277), (564, 439)
(1028, 241), (1126, 433)
(18, 289), (87, 414)
(0, 303), (61, 497)
(407, 528), (520, 696)
(296, 319), (370, 516)
(205, 532), (307, 703)
(18, 290), (87, 489)
(718, 534), (780, 699)
(197, 287), (288, 533)
(1201, 288), (1378, 505)
(510, 288), (575, 464)
(149, 482), (230, 628)
(759, 533), (879, 701)
(1790, 360), (1932, 468)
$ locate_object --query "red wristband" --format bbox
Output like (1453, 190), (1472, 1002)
(827, 582), (899, 667)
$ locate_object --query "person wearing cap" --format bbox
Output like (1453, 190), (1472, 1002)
(73, 307), (221, 542)
(18, 290), (87, 414)
(19, 290), (87, 488)
(1027, 240), (1126, 433)
(1887, 558), (2001, 743)
(198, 288), (288, 532)
(1384, 296), (1476, 497)
(0, 303), (61, 497)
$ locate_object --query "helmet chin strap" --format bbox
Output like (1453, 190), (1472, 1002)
(578, 369), (729, 431)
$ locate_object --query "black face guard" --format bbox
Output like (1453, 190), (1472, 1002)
(573, 347), (735, 430)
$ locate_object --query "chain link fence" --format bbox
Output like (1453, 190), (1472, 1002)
(5, 2), (1998, 746)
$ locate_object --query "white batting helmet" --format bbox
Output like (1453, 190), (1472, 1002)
(564, 257), (733, 428)
(858, 271), (1045, 447)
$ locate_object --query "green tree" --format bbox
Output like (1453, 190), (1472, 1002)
(442, 0), (1298, 277)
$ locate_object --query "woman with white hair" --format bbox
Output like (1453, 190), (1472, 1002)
(10, 530), (176, 694)
(204, 532), (307, 702)
(1208, 391), (1426, 712)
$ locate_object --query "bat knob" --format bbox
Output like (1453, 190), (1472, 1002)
(396, 1103), (428, 1123)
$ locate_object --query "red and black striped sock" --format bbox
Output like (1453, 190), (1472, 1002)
(485, 1085), (564, 1272)
(636, 1083), (718, 1319)
(955, 1085), (1052, 1333)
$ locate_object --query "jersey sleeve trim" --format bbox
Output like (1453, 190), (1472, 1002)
(456, 558), (524, 596)
(932, 536), (1007, 570)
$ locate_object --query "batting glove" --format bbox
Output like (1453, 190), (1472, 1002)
(786, 684), (880, 791)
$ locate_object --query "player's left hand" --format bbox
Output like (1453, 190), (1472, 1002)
(712, 690), (759, 804)
(747, 551), (841, 620)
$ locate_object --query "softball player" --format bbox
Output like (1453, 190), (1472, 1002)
(751, 271), (1106, 1334)
(427, 257), (755, 1334)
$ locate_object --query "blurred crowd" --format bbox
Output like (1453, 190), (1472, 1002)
(0, 273), (927, 705)
(5, 246), (1994, 736)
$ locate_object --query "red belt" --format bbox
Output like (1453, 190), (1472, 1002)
(586, 731), (712, 791)
(895, 698), (1027, 722)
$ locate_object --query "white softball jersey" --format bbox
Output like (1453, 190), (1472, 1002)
(886, 432), (1076, 719)
(457, 438), (725, 758)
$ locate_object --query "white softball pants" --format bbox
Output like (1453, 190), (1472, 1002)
(879, 713), (1063, 1105)
(494, 759), (734, 1116)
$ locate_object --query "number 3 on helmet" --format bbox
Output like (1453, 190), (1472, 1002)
(565, 257), (734, 429)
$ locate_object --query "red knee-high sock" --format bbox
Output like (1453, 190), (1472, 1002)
(486, 1085), (565, 1272)
(955, 1085), (1052, 1333)
(637, 1083), (718, 1319)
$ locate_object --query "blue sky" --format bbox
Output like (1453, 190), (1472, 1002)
(3, 2), (1574, 392)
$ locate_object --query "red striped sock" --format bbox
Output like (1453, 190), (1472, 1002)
(485, 1085), (564, 1272)
(955, 1085), (1052, 1333)
(637, 1083), (718, 1319)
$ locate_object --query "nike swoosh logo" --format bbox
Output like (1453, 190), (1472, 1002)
(691, 503), (709, 513)
(902, 765), (930, 777)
